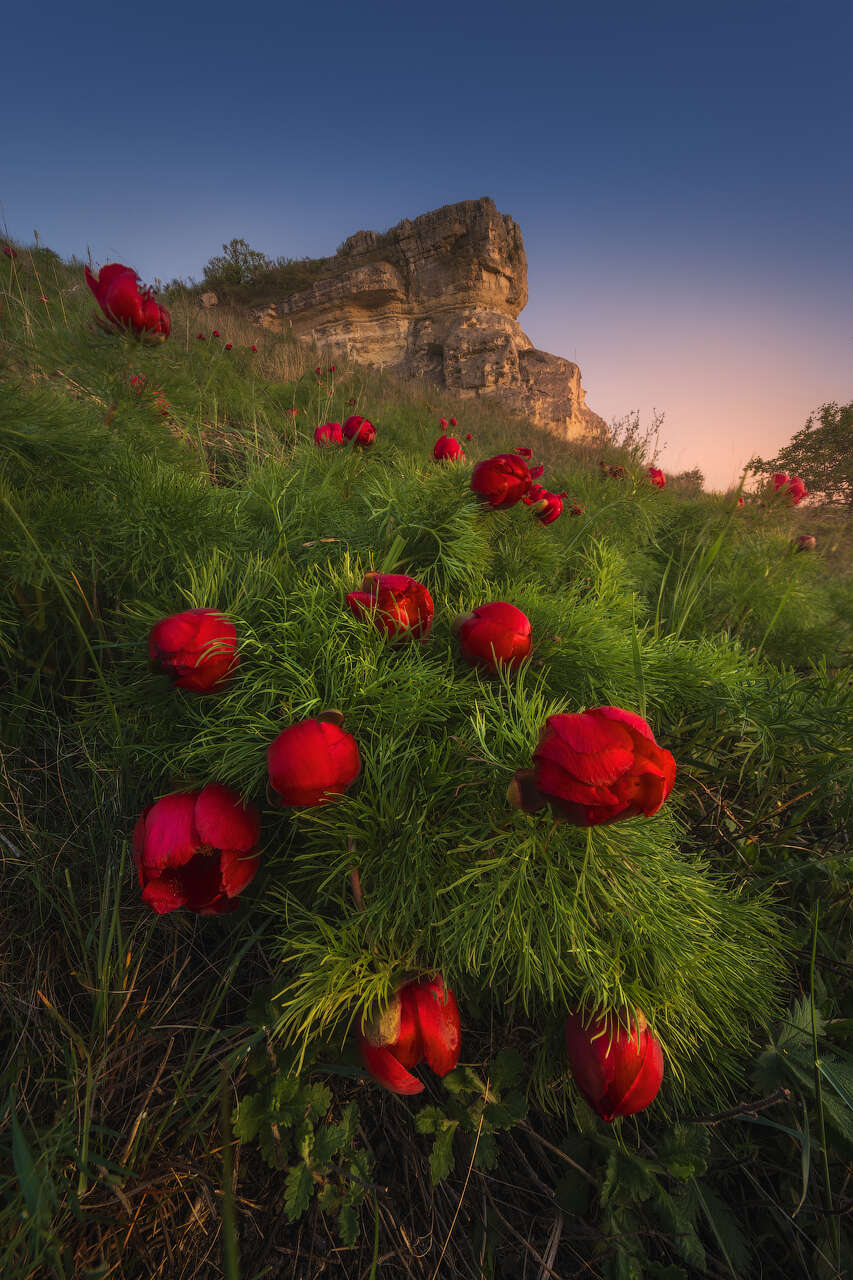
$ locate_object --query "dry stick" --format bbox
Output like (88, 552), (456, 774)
(480, 1180), (566, 1280)
(428, 1080), (489, 1280)
(685, 1086), (792, 1126)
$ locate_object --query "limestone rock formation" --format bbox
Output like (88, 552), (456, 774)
(252, 198), (605, 439)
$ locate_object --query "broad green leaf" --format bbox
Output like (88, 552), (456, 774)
(284, 1160), (316, 1221)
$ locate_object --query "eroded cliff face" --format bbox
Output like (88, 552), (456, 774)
(252, 198), (605, 439)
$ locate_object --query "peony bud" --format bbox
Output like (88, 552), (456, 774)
(455, 602), (532, 674)
(565, 1006), (664, 1121)
(148, 609), (239, 693)
(358, 975), (461, 1094)
(267, 717), (361, 807)
(346, 573), (433, 641)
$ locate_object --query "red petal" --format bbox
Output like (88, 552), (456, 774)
(194, 783), (260, 852)
(593, 706), (656, 743)
(358, 1039), (424, 1094)
(219, 846), (262, 898)
(140, 791), (199, 871)
(141, 870), (189, 914)
(610, 1029), (664, 1118)
(410, 976), (461, 1077)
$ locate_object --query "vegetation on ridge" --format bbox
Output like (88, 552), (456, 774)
(1, 239), (851, 1279)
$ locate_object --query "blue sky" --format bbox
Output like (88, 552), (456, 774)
(3, 0), (851, 487)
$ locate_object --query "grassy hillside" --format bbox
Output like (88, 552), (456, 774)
(1, 244), (851, 1279)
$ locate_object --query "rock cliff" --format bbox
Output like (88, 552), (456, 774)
(252, 198), (605, 439)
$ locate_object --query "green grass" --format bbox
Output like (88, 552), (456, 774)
(1, 240), (851, 1279)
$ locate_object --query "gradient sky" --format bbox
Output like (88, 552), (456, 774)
(3, 0), (850, 489)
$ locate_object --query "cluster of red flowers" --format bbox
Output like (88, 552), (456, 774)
(138, 548), (674, 1110)
(314, 416), (376, 448)
(772, 472), (808, 505)
(647, 466), (666, 489)
(470, 450), (572, 527)
(85, 263), (170, 339)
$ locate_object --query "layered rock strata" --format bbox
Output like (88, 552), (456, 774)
(252, 198), (605, 439)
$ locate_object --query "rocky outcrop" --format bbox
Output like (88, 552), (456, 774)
(252, 198), (605, 439)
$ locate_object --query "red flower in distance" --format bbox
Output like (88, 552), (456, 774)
(315, 421), (343, 447)
(347, 572), (434, 641)
(648, 467), (666, 489)
(796, 534), (817, 551)
(358, 975), (461, 1094)
(133, 783), (261, 915)
(267, 717), (361, 807)
(470, 454), (531, 508)
(439, 417), (448, 427)
(609, 466), (625, 479)
(433, 434), (465, 462)
(515, 446), (533, 459)
(449, 417), (457, 426)
(149, 609), (239, 693)
(212, 330), (220, 338)
(772, 472), (808, 505)
(342, 415), (376, 446)
(224, 343), (232, 351)
(329, 364), (336, 372)
(315, 366), (322, 375)
(510, 706), (676, 827)
(570, 503), (585, 516)
(85, 262), (171, 338)
(251, 345), (258, 352)
(737, 496), (745, 507)
(465, 433), (473, 441)
(455, 602), (532, 674)
(3, 245), (17, 258)
(197, 332), (205, 340)
(565, 1007), (664, 1122)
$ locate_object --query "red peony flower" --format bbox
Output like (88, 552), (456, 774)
(515, 447), (533, 459)
(148, 609), (239, 693)
(772, 473), (808, 505)
(609, 466), (625, 479)
(647, 467), (666, 489)
(267, 717), (361, 807)
(358, 975), (461, 1094)
(197, 332), (205, 340)
(315, 366), (322, 375)
(315, 421), (343, 446)
(433, 434), (465, 462)
(529, 490), (563, 525)
(565, 1007), (664, 1122)
(342, 415), (376, 446)
(347, 572), (434, 641)
(224, 343), (232, 350)
(329, 364), (336, 372)
(85, 262), (171, 338)
(470, 454), (531, 508)
(529, 464), (545, 480)
(455, 602), (532, 674)
(737, 496), (745, 507)
(510, 706), (676, 826)
(133, 783), (261, 915)
(449, 417), (457, 426)
(795, 534), (816, 551)
(570, 503), (585, 516)
(212, 330), (220, 338)
(251, 345), (258, 352)
(465, 433), (473, 441)
(3, 245), (17, 258)
(439, 418), (448, 427)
